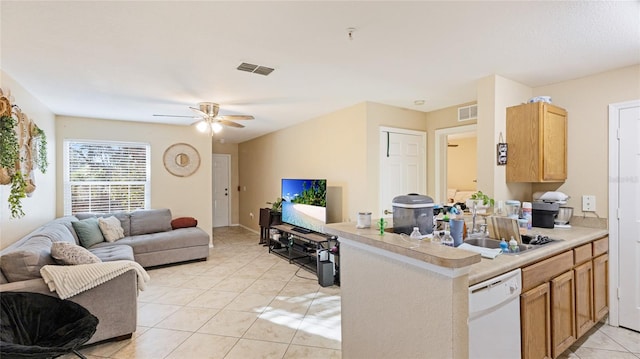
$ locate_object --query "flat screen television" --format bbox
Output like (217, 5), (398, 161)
(281, 179), (327, 233)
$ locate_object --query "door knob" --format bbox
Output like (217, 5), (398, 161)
(384, 209), (393, 215)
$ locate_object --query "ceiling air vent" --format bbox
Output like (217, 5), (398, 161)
(458, 104), (477, 122)
(237, 62), (274, 76)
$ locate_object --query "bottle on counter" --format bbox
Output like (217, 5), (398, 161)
(441, 232), (454, 247)
(410, 227), (422, 239)
(522, 202), (532, 230)
(500, 238), (509, 253)
(509, 236), (519, 253)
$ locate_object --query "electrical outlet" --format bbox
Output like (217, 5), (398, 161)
(582, 195), (596, 212)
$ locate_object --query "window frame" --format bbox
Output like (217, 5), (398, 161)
(63, 139), (151, 215)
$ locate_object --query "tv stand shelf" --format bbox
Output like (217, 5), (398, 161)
(269, 224), (336, 275)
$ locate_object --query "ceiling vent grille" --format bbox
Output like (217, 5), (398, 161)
(458, 104), (478, 122)
(237, 62), (274, 76)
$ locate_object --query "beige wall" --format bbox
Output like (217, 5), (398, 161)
(477, 75), (533, 203)
(425, 102), (477, 198)
(239, 103), (368, 231)
(471, 66), (640, 217)
(447, 136), (477, 191)
(1, 71), (57, 248)
(531, 64), (640, 218)
(212, 141), (240, 225)
(56, 116), (213, 240)
(238, 101), (428, 232)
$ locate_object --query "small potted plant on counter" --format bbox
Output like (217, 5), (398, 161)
(467, 191), (494, 214)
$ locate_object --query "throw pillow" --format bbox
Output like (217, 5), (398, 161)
(51, 241), (102, 265)
(72, 217), (105, 248)
(171, 217), (198, 229)
(98, 216), (125, 242)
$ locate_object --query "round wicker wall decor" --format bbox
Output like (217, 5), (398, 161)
(163, 143), (200, 177)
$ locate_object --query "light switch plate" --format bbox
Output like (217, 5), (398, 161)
(582, 195), (596, 212)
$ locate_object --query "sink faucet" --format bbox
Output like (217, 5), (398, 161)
(468, 202), (488, 238)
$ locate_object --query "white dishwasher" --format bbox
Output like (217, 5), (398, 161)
(468, 268), (522, 359)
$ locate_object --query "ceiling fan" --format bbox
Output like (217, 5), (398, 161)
(153, 102), (254, 135)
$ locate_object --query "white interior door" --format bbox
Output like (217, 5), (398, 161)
(617, 103), (640, 331)
(212, 154), (230, 227)
(379, 128), (426, 217)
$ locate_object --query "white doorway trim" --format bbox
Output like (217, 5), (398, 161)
(434, 124), (477, 203)
(212, 153), (232, 228)
(608, 99), (640, 327)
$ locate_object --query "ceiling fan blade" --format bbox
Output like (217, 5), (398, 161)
(219, 120), (245, 128)
(189, 106), (209, 118)
(153, 114), (200, 119)
(219, 115), (254, 121)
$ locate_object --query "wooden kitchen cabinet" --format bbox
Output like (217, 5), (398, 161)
(574, 261), (595, 337)
(506, 102), (568, 182)
(521, 282), (553, 359)
(521, 236), (609, 359)
(593, 253), (609, 321)
(551, 270), (576, 358)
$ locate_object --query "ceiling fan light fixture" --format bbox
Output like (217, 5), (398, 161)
(196, 121), (210, 133)
(211, 122), (223, 133)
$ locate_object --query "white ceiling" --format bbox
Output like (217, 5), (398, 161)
(2, 1), (639, 143)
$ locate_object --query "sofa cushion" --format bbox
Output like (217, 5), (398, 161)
(89, 245), (135, 262)
(130, 209), (172, 236)
(98, 227), (209, 255)
(33, 223), (78, 245)
(98, 216), (125, 242)
(72, 217), (105, 248)
(51, 242), (102, 265)
(0, 236), (55, 282)
(76, 212), (131, 237)
(171, 217), (198, 229)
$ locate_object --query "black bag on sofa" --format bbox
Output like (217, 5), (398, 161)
(0, 292), (99, 359)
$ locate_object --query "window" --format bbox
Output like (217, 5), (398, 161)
(64, 140), (150, 215)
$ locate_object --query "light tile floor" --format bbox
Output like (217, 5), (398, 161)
(66, 226), (638, 359)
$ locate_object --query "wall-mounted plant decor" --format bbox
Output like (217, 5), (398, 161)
(0, 88), (49, 218)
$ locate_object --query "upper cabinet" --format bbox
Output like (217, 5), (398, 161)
(506, 102), (567, 182)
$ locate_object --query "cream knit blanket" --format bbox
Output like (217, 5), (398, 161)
(40, 260), (150, 299)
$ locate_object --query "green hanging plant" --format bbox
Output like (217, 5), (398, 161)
(9, 171), (27, 218)
(34, 126), (48, 173)
(0, 115), (19, 169)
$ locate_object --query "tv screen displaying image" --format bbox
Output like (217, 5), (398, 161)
(281, 179), (327, 233)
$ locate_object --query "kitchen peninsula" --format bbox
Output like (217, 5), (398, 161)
(325, 221), (608, 359)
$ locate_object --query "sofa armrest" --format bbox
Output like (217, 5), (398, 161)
(0, 270), (138, 345)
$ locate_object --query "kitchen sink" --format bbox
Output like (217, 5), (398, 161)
(463, 236), (563, 255)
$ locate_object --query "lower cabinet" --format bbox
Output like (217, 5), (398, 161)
(521, 282), (553, 359)
(575, 261), (595, 338)
(551, 270), (576, 358)
(521, 236), (609, 359)
(593, 253), (609, 321)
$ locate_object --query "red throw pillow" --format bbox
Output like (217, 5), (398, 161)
(171, 217), (198, 229)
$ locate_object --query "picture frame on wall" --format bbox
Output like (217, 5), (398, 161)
(497, 142), (508, 165)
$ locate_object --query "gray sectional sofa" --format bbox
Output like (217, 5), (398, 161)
(0, 208), (210, 345)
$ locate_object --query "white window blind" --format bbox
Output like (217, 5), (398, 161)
(64, 140), (150, 215)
